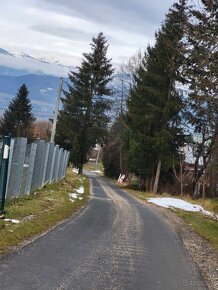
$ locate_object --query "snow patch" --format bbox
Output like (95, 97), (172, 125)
(72, 168), (79, 174)
(147, 197), (218, 220)
(4, 219), (20, 224)
(76, 186), (84, 194)
(69, 193), (79, 199)
(91, 170), (102, 174)
(23, 215), (35, 221)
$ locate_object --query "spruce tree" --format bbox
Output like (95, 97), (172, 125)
(56, 33), (114, 173)
(123, 0), (187, 192)
(0, 84), (35, 138)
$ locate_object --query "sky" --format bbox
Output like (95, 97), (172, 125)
(0, 0), (176, 67)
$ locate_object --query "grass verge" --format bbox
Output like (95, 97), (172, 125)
(118, 183), (218, 251)
(176, 210), (218, 251)
(0, 168), (89, 256)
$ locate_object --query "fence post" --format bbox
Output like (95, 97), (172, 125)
(0, 136), (11, 214)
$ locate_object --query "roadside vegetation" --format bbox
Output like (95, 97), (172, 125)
(0, 169), (89, 256)
(102, 1), (218, 200)
(177, 211), (218, 251)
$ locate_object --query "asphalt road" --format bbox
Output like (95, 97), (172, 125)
(0, 171), (206, 290)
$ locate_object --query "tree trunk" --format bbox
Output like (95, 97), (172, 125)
(149, 176), (154, 192)
(78, 164), (83, 175)
(153, 160), (161, 194)
(202, 184), (206, 199)
(140, 178), (145, 191)
(193, 182), (200, 199)
(145, 177), (150, 192)
(180, 180), (183, 196)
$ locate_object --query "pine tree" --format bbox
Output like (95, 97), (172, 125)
(0, 84), (35, 138)
(123, 0), (187, 192)
(56, 33), (114, 173)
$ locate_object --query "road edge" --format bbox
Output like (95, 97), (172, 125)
(121, 187), (218, 290)
(0, 196), (91, 261)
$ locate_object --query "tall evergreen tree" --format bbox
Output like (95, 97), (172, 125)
(56, 33), (114, 173)
(0, 84), (35, 138)
(123, 0), (187, 192)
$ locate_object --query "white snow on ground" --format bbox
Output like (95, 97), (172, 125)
(147, 197), (218, 221)
(91, 170), (102, 173)
(69, 193), (79, 199)
(76, 186), (84, 194)
(68, 186), (84, 201)
(4, 219), (20, 224)
(69, 171), (85, 202)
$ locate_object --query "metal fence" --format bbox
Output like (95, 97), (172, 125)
(2, 138), (69, 200)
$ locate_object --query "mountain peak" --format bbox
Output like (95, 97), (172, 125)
(20, 52), (35, 60)
(0, 48), (74, 77)
(0, 48), (14, 57)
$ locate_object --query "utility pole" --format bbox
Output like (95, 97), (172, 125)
(50, 77), (63, 142)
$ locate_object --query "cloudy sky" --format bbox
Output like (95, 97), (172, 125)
(0, 0), (176, 67)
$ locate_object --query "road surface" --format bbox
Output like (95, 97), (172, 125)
(0, 172), (206, 290)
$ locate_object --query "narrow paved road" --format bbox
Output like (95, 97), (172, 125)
(0, 172), (206, 290)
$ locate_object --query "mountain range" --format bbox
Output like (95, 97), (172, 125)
(0, 48), (72, 119)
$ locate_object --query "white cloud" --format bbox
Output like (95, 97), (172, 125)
(0, 0), (176, 67)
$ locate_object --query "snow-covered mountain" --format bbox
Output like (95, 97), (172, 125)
(0, 48), (73, 77)
(0, 48), (72, 119)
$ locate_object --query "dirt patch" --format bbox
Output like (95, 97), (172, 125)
(150, 204), (218, 290)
